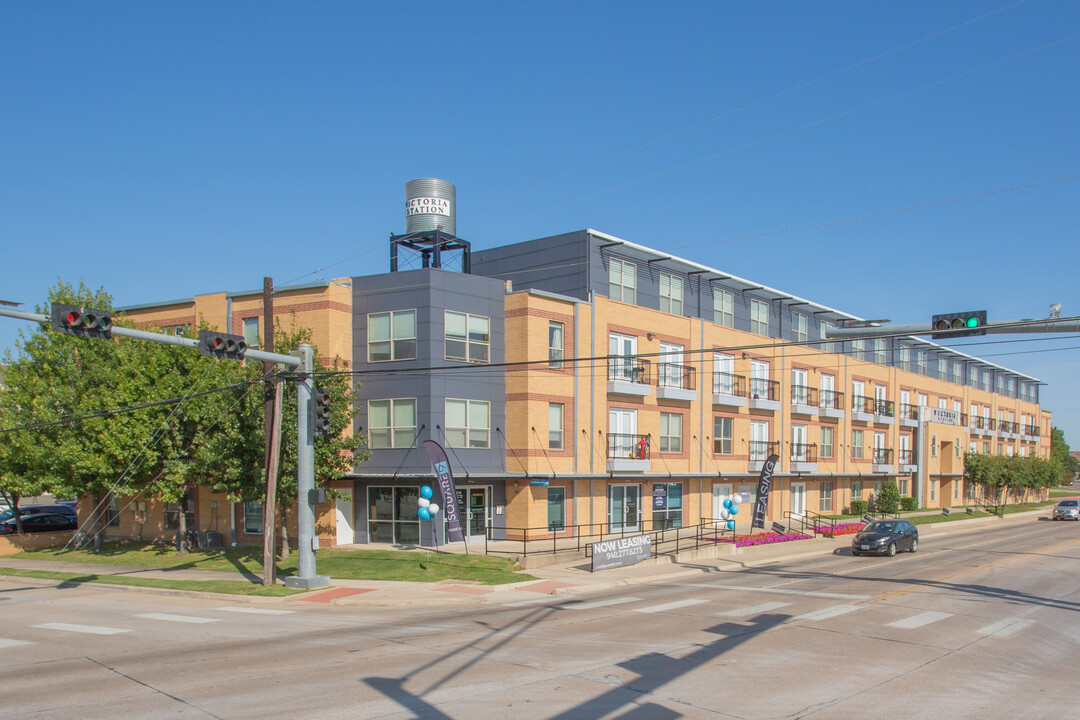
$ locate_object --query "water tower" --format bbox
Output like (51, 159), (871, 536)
(390, 178), (471, 273)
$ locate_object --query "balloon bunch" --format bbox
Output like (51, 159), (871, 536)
(719, 494), (743, 530)
(417, 485), (440, 520)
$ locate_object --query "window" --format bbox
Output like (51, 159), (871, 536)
(873, 339), (886, 364)
(713, 288), (733, 327)
(931, 434), (938, 457)
(982, 370), (991, 391)
(820, 321), (834, 353)
(105, 494), (120, 527)
(652, 482), (683, 530)
(937, 357), (946, 378)
(952, 362), (961, 384)
(242, 317), (260, 348)
(548, 321), (564, 368)
(714, 417), (733, 454)
(900, 347), (911, 372)
(368, 486), (420, 544)
(368, 310), (416, 363)
(164, 489), (195, 531)
(852, 339), (865, 361)
(930, 480), (937, 502)
(917, 351), (927, 375)
(820, 426), (834, 458)
(1007, 378), (1015, 396)
(660, 412), (682, 453)
(820, 481), (833, 512)
(851, 480), (862, 504)
(750, 420), (769, 460)
(659, 272), (683, 315)
(609, 258), (636, 303)
(446, 399), (490, 449)
(243, 502), (263, 534)
(792, 313), (807, 343)
(547, 487), (566, 532)
(548, 403), (564, 449)
(368, 399), (417, 449)
(852, 430), (864, 459)
(750, 298), (769, 336)
(996, 375), (1005, 394)
(445, 311), (489, 363)
(968, 365), (978, 387)
(750, 359), (771, 399)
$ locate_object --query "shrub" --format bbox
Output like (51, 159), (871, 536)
(848, 499), (869, 516)
(875, 481), (901, 514)
(900, 496), (918, 511)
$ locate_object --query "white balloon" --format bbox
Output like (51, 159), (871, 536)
(417, 497), (430, 508)
(732, 494), (743, 505)
(719, 508), (731, 521)
(428, 503), (440, 516)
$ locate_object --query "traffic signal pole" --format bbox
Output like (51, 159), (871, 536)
(0, 306), (328, 588)
(826, 316), (1080, 339)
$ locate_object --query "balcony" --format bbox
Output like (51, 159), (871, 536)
(872, 447), (894, 473)
(899, 403), (919, 428)
(607, 356), (651, 397)
(1022, 424), (1041, 441)
(970, 416), (996, 437)
(747, 440), (781, 473)
(656, 362), (697, 402)
(999, 420), (1020, 440)
(606, 433), (651, 472)
(898, 448), (917, 473)
(819, 389), (845, 419)
(712, 372), (747, 409)
(748, 378), (781, 412)
(790, 386), (819, 416)
(874, 399), (894, 425)
(790, 442), (818, 473)
(852, 395), (875, 423)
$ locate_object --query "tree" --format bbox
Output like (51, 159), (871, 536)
(1050, 427), (1078, 485)
(874, 480), (900, 514)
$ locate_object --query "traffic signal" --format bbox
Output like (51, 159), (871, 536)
(312, 387), (332, 436)
(931, 310), (987, 339)
(51, 303), (113, 339)
(198, 329), (248, 359)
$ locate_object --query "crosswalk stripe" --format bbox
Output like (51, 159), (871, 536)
(793, 604), (862, 622)
(979, 618), (1036, 637)
(33, 623), (130, 636)
(136, 613), (220, 624)
(670, 582), (869, 600)
(503, 597), (564, 607)
(635, 599), (708, 614)
(0, 638), (32, 649)
(887, 611), (953, 629)
(720, 601), (791, 617)
(213, 606), (294, 616)
(563, 597), (642, 611)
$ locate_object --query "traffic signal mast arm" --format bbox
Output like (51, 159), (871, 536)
(826, 317), (1080, 339)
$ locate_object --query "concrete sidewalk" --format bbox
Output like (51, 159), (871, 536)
(0, 509), (1052, 607)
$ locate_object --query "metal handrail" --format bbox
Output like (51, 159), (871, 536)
(608, 356), (652, 384)
(791, 385), (819, 405)
(607, 433), (651, 459)
(749, 440), (780, 461)
(748, 377), (779, 401)
(712, 371), (746, 397)
(819, 389), (844, 410)
(657, 362), (696, 390)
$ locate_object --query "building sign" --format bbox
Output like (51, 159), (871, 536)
(406, 196), (451, 218)
(530, 478), (549, 487)
(591, 534), (652, 571)
(652, 484), (667, 509)
(925, 407), (960, 426)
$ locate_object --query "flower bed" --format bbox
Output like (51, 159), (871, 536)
(716, 531), (813, 547)
(814, 522), (865, 538)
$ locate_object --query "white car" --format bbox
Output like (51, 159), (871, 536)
(1052, 499), (1080, 520)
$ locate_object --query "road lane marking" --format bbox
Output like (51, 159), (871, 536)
(670, 582), (869, 600)
(33, 623), (130, 636)
(635, 599), (708, 614)
(136, 613), (221, 624)
(719, 601), (791, 617)
(979, 618), (1036, 637)
(0, 638), (32, 648)
(793, 604), (862, 622)
(213, 606), (294, 615)
(503, 597), (563, 607)
(887, 611), (953, 629)
(563, 597), (642, 611)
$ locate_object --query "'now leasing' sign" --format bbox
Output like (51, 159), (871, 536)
(591, 534), (652, 572)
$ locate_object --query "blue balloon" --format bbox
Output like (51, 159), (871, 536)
(420, 485), (434, 500)
(418, 507), (431, 520)
(726, 520), (735, 530)
(729, 505), (739, 515)
(723, 499), (733, 510)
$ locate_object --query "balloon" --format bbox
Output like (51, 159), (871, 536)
(732, 494), (743, 505)
(417, 497), (430, 508)
(420, 485), (434, 500)
(428, 503), (440, 516)
(720, 509), (731, 521)
(723, 498), (732, 510)
(727, 520), (735, 530)
(418, 507), (431, 520)
(729, 505), (739, 515)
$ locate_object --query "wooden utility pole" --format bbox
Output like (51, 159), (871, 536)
(261, 277), (282, 586)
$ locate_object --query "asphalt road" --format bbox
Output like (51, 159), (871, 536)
(3, 517), (1079, 719)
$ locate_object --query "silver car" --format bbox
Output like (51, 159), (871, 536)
(1052, 499), (1080, 520)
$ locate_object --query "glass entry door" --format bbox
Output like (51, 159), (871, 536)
(609, 484), (641, 533)
(454, 487), (489, 539)
(790, 482), (806, 519)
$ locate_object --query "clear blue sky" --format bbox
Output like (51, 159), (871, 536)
(2, 1), (1078, 441)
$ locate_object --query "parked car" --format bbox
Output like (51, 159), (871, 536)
(0, 512), (77, 535)
(851, 520), (919, 556)
(1052, 499), (1080, 520)
(0, 503), (76, 524)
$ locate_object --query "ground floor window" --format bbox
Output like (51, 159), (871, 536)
(819, 482), (833, 512)
(164, 488), (195, 530)
(243, 502), (263, 534)
(651, 482), (683, 530)
(368, 486), (420, 544)
(548, 487), (565, 532)
(899, 479), (909, 496)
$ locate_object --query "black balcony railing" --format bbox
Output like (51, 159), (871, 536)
(819, 389), (844, 410)
(960, 412), (969, 426)
(748, 378), (779, 401)
(872, 448), (894, 465)
(852, 395), (877, 414)
(999, 420), (1019, 434)
(790, 443), (817, 463)
(1023, 424), (1041, 437)
(748, 440), (780, 461)
(712, 371), (746, 397)
(791, 385), (819, 405)
(875, 399), (894, 417)
(657, 362), (696, 391)
(898, 449), (915, 465)
(899, 403), (919, 421)
(608, 356), (651, 384)
(607, 433), (651, 459)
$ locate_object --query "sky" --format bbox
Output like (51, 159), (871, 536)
(1, 1), (1078, 441)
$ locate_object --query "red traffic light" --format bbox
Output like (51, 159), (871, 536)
(65, 310), (84, 327)
(198, 330), (248, 359)
(52, 303), (113, 339)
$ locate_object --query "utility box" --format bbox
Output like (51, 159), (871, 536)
(199, 531), (223, 550)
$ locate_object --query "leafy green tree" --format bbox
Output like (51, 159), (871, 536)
(1050, 426), (1078, 485)
(874, 480), (901, 514)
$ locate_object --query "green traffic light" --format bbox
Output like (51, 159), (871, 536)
(965, 316), (979, 328)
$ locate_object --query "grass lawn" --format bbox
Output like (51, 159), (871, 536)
(0, 566), (300, 596)
(11, 542), (536, 585)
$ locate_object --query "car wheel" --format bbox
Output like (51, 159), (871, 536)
(887, 542), (897, 557)
(910, 538), (918, 553)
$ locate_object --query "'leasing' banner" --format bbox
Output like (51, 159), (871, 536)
(751, 454), (779, 530)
